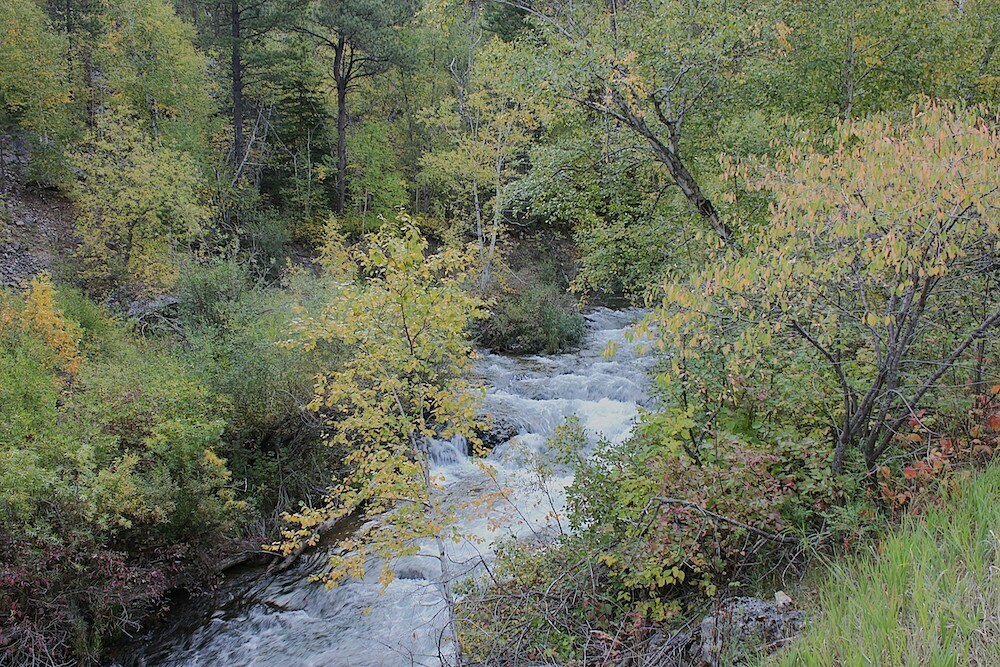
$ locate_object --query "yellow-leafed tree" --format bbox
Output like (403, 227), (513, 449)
(271, 215), (486, 659)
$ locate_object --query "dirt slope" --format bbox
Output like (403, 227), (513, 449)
(1, 167), (78, 288)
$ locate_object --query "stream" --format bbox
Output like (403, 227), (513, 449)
(129, 307), (654, 667)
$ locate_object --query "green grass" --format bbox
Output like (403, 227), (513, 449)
(775, 466), (1000, 666)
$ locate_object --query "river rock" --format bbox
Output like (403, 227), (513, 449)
(644, 595), (804, 666)
(471, 413), (520, 452)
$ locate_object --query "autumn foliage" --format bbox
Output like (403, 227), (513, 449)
(654, 101), (1000, 473)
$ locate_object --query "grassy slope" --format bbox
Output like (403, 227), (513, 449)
(775, 466), (1000, 666)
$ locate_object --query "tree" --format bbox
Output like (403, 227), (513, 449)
(495, 0), (774, 244)
(72, 110), (208, 288)
(271, 216), (485, 661)
(96, 0), (215, 156)
(346, 120), (407, 226)
(420, 34), (542, 289)
(0, 0), (73, 180)
(218, 0), (301, 177)
(766, 0), (996, 120)
(302, 0), (416, 214)
(654, 100), (1000, 474)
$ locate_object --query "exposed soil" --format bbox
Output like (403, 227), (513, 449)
(0, 142), (79, 288)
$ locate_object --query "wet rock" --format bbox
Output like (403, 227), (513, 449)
(472, 414), (520, 452)
(644, 595), (804, 666)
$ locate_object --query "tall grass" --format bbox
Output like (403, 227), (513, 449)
(776, 466), (1000, 666)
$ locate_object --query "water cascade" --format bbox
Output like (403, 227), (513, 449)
(134, 307), (653, 667)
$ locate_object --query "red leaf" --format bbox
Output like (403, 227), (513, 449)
(987, 412), (1000, 431)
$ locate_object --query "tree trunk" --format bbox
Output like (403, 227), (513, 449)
(230, 0), (245, 172)
(621, 101), (734, 244)
(655, 142), (732, 243)
(334, 38), (348, 216)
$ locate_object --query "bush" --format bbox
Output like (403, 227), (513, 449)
(175, 262), (346, 514)
(0, 279), (243, 664)
(241, 208), (290, 280)
(476, 281), (584, 354)
(456, 413), (862, 664)
(185, 281), (342, 512)
(176, 258), (251, 327)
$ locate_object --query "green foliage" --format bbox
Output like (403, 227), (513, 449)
(271, 216), (486, 592)
(96, 0), (215, 156)
(508, 134), (703, 299)
(476, 281), (584, 354)
(776, 464), (1000, 666)
(0, 0), (74, 180)
(765, 0), (998, 119)
(572, 208), (696, 300)
(71, 109), (208, 289)
(419, 34), (545, 288)
(176, 257), (252, 327)
(53, 285), (124, 356)
(347, 120), (407, 220)
(655, 101), (1000, 472)
(0, 279), (244, 663)
(177, 262), (344, 511)
(458, 412), (858, 663)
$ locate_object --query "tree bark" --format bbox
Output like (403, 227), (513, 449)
(619, 98), (734, 244)
(334, 37), (348, 216)
(230, 0), (245, 172)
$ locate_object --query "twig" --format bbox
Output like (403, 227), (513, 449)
(649, 497), (821, 546)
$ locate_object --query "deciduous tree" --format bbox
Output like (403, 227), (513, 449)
(654, 101), (1000, 473)
(271, 216), (485, 660)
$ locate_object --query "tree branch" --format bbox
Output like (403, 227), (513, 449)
(649, 497), (821, 546)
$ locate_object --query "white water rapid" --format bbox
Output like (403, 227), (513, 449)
(132, 307), (653, 667)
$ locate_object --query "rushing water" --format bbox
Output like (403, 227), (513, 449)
(130, 307), (654, 667)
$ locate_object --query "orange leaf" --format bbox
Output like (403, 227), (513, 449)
(986, 412), (1000, 431)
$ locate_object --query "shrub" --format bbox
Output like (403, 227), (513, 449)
(242, 209), (291, 280)
(476, 281), (584, 354)
(655, 102), (1000, 473)
(181, 277), (342, 513)
(176, 257), (251, 327)
(457, 413), (860, 664)
(0, 280), (243, 664)
(71, 110), (208, 291)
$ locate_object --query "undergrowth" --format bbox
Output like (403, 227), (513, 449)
(774, 464), (1000, 666)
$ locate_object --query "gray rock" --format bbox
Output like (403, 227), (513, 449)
(127, 294), (180, 319)
(0, 240), (43, 287)
(471, 413), (520, 452)
(643, 595), (804, 666)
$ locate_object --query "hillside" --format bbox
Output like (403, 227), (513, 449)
(1, 161), (76, 288)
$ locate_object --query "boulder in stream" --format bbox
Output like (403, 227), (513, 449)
(471, 413), (521, 452)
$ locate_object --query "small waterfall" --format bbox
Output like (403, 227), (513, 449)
(129, 307), (653, 667)
(427, 434), (468, 466)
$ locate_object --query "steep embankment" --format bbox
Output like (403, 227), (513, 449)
(775, 465), (1000, 666)
(1, 170), (77, 287)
